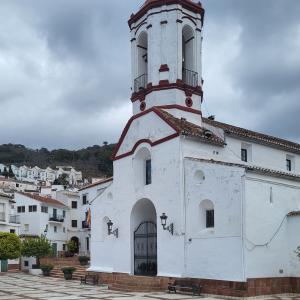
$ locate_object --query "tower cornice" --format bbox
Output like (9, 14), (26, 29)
(128, 0), (205, 29)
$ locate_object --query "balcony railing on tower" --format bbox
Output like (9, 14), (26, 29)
(134, 73), (148, 93)
(182, 68), (198, 87)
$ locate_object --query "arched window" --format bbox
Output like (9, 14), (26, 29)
(133, 147), (151, 188)
(199, 200), (214, 230)
(182, 25), (197, 87)
(135, 32), (148, 92)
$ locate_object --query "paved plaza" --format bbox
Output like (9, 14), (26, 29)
(0, 273), (299, 300)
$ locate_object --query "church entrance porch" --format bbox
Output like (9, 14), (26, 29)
(134, 221), (157, 276)
(131, 199), (157, 277)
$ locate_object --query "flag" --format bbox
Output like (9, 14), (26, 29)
(87, 207), (91, 226)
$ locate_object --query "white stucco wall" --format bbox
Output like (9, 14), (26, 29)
(183, 158), (245, 281)
(244, 174), (300, 279)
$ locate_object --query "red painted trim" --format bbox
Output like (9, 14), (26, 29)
(159, 80), (170, 86)
(113, 133), (179, 161)
(157, 104), (202, 116)
(128, 0), (205, 28)
(131, 81), (203, 102)
(112, 107), (180, 160)
(159, 64), (170, 72)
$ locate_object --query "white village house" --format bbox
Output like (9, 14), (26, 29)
(0, 192), (21, 272)
(88, 0), (300, 296)
(15, 192), (69, 269)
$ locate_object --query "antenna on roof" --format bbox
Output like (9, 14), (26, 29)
(208, 115), (215, 120)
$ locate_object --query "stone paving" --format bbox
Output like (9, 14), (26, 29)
(0, 273), (299, 300)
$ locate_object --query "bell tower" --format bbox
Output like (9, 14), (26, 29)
(129, 0), (205, 122)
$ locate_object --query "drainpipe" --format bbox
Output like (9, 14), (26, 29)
(179, 136), (188, 277)
(241, 174), (246, 282)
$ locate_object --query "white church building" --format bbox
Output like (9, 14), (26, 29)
(89, 0), (300, 296)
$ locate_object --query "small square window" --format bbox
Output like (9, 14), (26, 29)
(72, 220), (78, 228)
(10, 229), (15, 234)
(206, 210), (214, 228)
(72, 201), (77, 209)
(24, 261), (29, 267)
(54, 226), (57, 233)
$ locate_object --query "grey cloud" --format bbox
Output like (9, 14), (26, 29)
(0, 0), (299, 149)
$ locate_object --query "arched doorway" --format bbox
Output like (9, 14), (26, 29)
(71, 236), (79, 254)
(131, 199), (157, 276)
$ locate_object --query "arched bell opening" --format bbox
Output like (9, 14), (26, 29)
(135, 31), (148, 92)
(182, 25), (197, 87)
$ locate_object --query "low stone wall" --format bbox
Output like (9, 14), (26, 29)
(88, 272), (300, 297)
(40, 257), (81, 266)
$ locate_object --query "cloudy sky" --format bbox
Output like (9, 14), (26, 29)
(0, 0), (300, 150)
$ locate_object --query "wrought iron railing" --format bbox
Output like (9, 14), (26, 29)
(49, 215), (64, 222)
(82, 221), (90, 229)
(134, 73), (148, 93)
(0, 212), (5, 222)
(182, 68), (198, 87)
(9, 215), (20, 224)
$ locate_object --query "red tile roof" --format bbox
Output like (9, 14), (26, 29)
(17, 192), (67, 208)
(158, 109), (225, 147)
(78, 177), (113, 192)
(203, 118), (300, 154)
(186, 157), (300, 182)
(287, 211), (300, 217)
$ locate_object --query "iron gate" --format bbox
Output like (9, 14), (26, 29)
(134, 221), (157, 276)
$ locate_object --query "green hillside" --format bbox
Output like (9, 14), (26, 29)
(0, 144), (115, 179)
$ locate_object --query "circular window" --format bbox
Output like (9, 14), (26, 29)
(194, 170), (205, 184)
(140, 101), (146, 111)
(185, 97), (193, 108)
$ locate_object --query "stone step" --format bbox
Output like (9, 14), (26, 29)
(110, 283), (163, 292)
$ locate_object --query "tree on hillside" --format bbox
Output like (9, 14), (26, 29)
(8, 166), (14, 178)
(21, 236), (53, 267)
(296, 246), (300, 259)
(2, 167), (8, 178)
(53, 174), (69, 185)
(0, 232), (21, 260)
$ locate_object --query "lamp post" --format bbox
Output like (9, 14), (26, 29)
(107, 219), (118, 238)
(160, 213), (174, 235)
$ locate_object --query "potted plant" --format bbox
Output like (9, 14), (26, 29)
(65, 240), (78, 257)
(40, 264), (54, 276)
(61, 267), (76, 280)
(78, 256), (90, 266)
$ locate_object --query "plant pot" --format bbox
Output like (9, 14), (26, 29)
(42, 270), (51, 276)
(63, 272), (73, 280)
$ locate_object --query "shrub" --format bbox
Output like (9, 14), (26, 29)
(296, 246), (300, 259)
(21, 236), (53, 267)
(66, 240), (78, 255)
(40, 264), (54, 276)
(61, 266), (76, 273)
(0, 232), (21, 260)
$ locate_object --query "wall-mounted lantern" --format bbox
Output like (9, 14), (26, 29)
(160, 213), (174, 235)
(107, 219), (118, 238)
